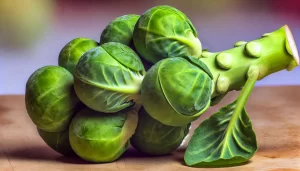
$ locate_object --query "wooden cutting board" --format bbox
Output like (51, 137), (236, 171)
(0, 86), (300, 171)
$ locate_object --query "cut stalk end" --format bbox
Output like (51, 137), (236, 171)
(284, 25), (299, 65)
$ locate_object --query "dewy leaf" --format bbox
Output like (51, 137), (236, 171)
(184, 65), (259, 167)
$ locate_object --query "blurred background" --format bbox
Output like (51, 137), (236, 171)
(0, 0), (299, 95)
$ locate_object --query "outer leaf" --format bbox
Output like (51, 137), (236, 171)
(183, 56), (213, 79)
(159, 57), (212, 116)
(141, 57), (212, 126)
(184, 66), (259, 167)
(101, 42), (145, 72)
(74, 44), (144, 113)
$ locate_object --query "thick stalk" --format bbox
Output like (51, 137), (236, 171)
(200, 25), (299, 104)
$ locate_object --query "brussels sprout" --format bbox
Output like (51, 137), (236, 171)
(131, 107), (190, 156)
(25, 66), (81, 132)
(141, 56), (213, 126)
(74, 42), (145, 113)
(37, 128), (75, 156)
(58, 38), (98, 75)
(100, 14), (139, 48)
(133, 5), (202, 64)
(69, 107), (138, 163)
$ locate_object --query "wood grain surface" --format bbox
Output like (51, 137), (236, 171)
(0, 86), (300, 171)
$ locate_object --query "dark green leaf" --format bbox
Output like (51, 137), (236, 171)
(159, 57), (213, 116)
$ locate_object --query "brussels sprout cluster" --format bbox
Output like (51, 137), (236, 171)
(25, 5), (208, 163)
(31, 3), (300, 165)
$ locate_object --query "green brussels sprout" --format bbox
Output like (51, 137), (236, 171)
(133, 5), (202, 64)
(58, 38), (98, 75)
(141, 56), (213, 126)
(100, 14), (140, 48)
(37, 128), (75, 156)
(131, 107), (190, 156)
(69, 107), (138, 163)
(25, 66), (81, 132)
(74, 42), (145, 113)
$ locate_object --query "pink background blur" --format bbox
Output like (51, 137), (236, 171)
(1, 0), (300, 94)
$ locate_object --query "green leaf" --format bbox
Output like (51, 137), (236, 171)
(184, 100), (257, 167)
(101, 42), (145, 73)
(183, 56), (213, 79)
(184, 65), (260, 167)
(74, 44), (144, 113)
